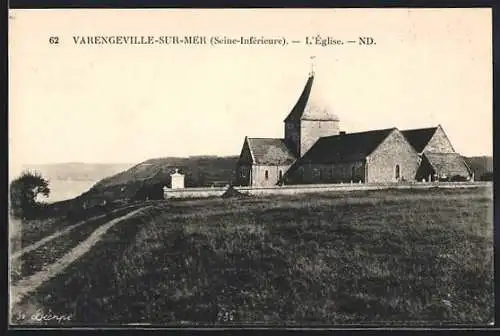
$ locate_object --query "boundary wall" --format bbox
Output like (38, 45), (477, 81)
(163, 182), (491, 199)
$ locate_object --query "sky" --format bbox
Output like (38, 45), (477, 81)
(9, 8), (492, 176)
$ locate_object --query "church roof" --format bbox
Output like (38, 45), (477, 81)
(284, 73), (340, 123)
(401, 127), (438, 153)
(299, 128), (396, 164)
(423, 152), (471, 177)
(246, 138), (297, 165)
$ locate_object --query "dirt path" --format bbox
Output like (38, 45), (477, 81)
(10, 206), (150, 307)
(11, 219), (89, 260)
(11, 205), (141, 260)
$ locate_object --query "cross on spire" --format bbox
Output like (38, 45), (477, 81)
(309, 56), (316, 76)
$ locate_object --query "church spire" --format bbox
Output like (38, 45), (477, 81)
(284, 57), (339, 123)
(309, 55), (316, 77)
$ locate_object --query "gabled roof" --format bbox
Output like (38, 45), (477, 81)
(299, 128), (396, 164)
(284, 74), (339, 123)
(401, 127), (438, 153)
(423, 152), (471, 177)
(246, 138), (297, 165)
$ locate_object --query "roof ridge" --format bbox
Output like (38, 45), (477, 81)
(320, 127), (396, 140)
(401, 126), (439, 132)
(247, 137), (284, 140)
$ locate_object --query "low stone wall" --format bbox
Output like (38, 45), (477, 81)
(163, 187), (228, 199)
(234, 181), (491, 196)
(163, 182), (491, 199)
(239, 182), (491, 196)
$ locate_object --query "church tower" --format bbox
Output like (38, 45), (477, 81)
(284, 61), (340, 157)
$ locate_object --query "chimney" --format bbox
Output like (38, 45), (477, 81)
(339, 131), (346, 135)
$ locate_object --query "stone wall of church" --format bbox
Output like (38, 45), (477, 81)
(367, 130), (420, 183)
(250, 164), (291, 187)
(286, 161), (366, 184)
(300, 120), (340, 156)
(423, 126), (455, 153)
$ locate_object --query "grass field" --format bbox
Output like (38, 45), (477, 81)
(13, 186), (493, 326)
(10, 204), (148, 284)
(9, 201), (145, 254)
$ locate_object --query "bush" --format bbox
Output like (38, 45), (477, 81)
(9, 171), (50, 219)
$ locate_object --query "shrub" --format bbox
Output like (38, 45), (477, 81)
(9, 171), (50, 219)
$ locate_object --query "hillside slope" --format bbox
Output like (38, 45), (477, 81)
(84, 156), (239, 201)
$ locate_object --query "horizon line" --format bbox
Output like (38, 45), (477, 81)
(13, 152), (494, 167)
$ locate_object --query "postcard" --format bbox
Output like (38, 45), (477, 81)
(8, 8), (493, 327)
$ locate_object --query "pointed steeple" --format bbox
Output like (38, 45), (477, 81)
(309, 55), (316, 77)
(284, 73), (315, 123)
(284, 63), (339, 123)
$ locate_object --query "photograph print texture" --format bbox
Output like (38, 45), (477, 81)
(8, 8), (494, 327)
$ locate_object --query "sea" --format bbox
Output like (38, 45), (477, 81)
(38, 180), (99, 203)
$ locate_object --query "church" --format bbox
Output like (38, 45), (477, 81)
(236, 68), (473, 187)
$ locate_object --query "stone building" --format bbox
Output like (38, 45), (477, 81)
(237, 137), (295, 187)
(401, 126), (472, 181)
(284, 127), (420, 184)
(236, 69), (472, 186)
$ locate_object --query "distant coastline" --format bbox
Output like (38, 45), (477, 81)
(12, 163), (134, 203)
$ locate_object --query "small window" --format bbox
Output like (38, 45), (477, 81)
(265, 170), (269, 180)
(351, 166), (356, 180)
(279, 170), (283, 180)
(395, 164), (400, 180)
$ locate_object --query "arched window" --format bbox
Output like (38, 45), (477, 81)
(279, 170), (283, 180)
(395, 164), (400, 180)
(265, 170), (269, 180)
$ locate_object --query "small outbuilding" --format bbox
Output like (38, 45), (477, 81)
(170, 169), (185, 189)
